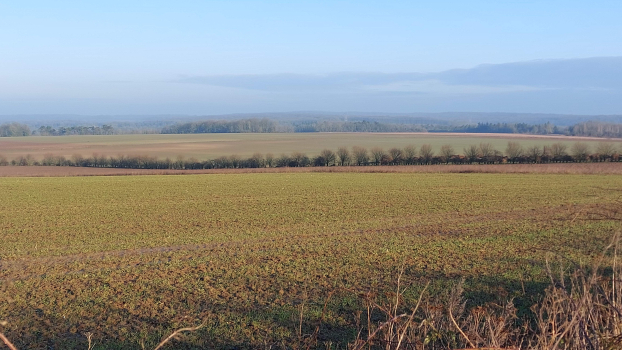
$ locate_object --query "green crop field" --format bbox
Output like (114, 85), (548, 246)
(1, 132), (619, 161)
(0, 173), (621, 349)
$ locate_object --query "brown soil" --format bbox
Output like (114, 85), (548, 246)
(1, 163), (622, 177)
(378, 132), (622, 141)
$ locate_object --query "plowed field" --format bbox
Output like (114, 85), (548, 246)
(1, 132), (619, 161)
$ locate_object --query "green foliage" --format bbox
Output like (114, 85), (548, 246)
(162, 118), (278, 134)
(436, 121), (560, 134)
(293, 120), (427, 132)
(0, 174), (620, 348)
(37, 125), (115, 136)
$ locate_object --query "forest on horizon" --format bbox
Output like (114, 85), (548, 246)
(2, 118), (622, 138)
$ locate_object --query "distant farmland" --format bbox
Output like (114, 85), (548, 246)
(1, 132), (619, 161)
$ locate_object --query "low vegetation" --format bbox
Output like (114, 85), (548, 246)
(0, 173), (621, 348)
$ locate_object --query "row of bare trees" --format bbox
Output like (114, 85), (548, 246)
(1, 141), (620, 169)
(502, 141), (618, 163)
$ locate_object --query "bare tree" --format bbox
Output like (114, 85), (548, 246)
(403, 145), (417, 164)
(276, 154), (290, 167)
(440, 144), (454, 163)
(173, 155), (186, 169)
(526, 145), (543, 163)
(571, 142), (590, 162)
(265, 153), (274, 167)
(549, 142), (567, 160)
(464, 145), (479, 163)
(542, 145), (552, 161)
(247, 153), (264, 168)
(213, 156), (231, 168)
(388, 147), (403, 165)
(15, 155), (35, 166)
(419, 144), (434, 164)
(42, 153), (56, 166)
(352, 146), (368, 166)
(229, 154), (241, 168)
(370, 147), (386, 165)
(596, 142), (617, 160)
(505, 142), (523, 161)
(478, 143), (496, 158)
(336, 146), (351, 166)
(72, 154), (84, 166)
(319, 149), (336, 166)
(291, 152), (308, 167)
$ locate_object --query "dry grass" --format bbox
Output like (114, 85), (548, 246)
(0, 331), (18, 350)
(347, 202), (622, 350)
(345, 236), (622, 350)
(2, 162), (622, 177)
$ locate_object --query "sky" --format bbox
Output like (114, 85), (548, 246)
(1, 1), (622, 115)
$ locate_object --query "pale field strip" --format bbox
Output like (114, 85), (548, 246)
(1, 132), (620, 161)
(1, 163), (622, 177)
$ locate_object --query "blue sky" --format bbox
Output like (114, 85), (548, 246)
(1, 1), (622, 115)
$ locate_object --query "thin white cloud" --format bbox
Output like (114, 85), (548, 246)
(174, 57), (622, 95)
(361, 79), (546, 94)
(2, 57), (621, 114)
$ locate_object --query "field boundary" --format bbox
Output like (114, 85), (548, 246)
(2, 162), (622, 177)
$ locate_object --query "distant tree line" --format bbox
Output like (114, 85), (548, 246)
(2, 141), (621, 169)
(0, 123), (31, 137)
(0, 123), (116, 136)
(431, 122), (562, 135)
(160, 119), (622, 137)
(568, 121), (622, 138)
(37, 125), (115, 136)
(293, 120), (427, 132)
(161, 118), (279, 134)
(4, 119), (622, 138)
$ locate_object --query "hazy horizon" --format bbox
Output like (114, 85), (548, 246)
(2, 2), (622, 116)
